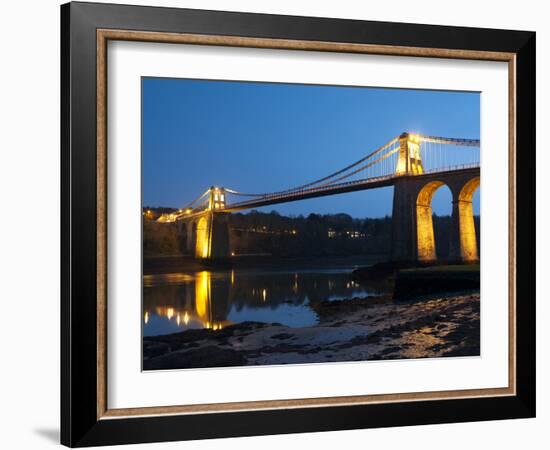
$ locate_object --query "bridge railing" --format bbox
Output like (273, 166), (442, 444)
(422, 162), (480, 175)
(419, 139), (480, 173)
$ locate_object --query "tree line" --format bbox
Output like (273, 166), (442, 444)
(143, 208), (479, 259)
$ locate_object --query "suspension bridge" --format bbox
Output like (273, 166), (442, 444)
(157, 132), (480, 263)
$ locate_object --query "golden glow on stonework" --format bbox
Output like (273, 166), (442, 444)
(195, 216), (211, 258)
(457, 177), (480, 262)
(396, 133), (424, 175)
(416, 181), (445, 262)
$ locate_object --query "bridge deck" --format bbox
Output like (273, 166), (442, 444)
(223, 164), (480, 212)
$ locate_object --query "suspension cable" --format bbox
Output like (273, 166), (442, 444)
(184, 134), (480, 206)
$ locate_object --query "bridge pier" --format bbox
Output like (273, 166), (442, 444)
(391, 178), (418, 262)
(448, 177), (480, 263)
(193, 211), (231, 260)
(390, 171), (480, 264)
(174, 188), (232, 260)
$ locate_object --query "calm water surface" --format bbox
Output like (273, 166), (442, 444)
(143, 266), (389, 337)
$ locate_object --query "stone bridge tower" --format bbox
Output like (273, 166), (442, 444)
(390, 133), (479, 263)
(178, 187), (231, 260)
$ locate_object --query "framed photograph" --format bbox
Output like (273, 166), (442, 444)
(61, 1), (536, 447)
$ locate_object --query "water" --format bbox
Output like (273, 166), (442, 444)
(143, 267), (389, 337)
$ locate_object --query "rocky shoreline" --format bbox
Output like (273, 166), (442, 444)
(143, 292), (480, 370)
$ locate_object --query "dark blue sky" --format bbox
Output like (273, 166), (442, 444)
(142, 78), (480, 217)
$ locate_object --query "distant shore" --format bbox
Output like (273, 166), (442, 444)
(352, 262), (480, 299)
(143, 254), (388, 275)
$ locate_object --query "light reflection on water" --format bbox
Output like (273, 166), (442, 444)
(143, 269), (388, 337)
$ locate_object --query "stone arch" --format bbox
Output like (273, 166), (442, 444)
(195, 217), (210, 259)
(416, 180), (450, 262)
(455, 176), (480, 262)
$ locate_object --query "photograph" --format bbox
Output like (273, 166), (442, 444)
(141, 78), (481, 371)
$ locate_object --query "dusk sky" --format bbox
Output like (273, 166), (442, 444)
(142, 78), (480, 218)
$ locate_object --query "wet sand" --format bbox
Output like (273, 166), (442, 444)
(143, 292), (480, 370)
